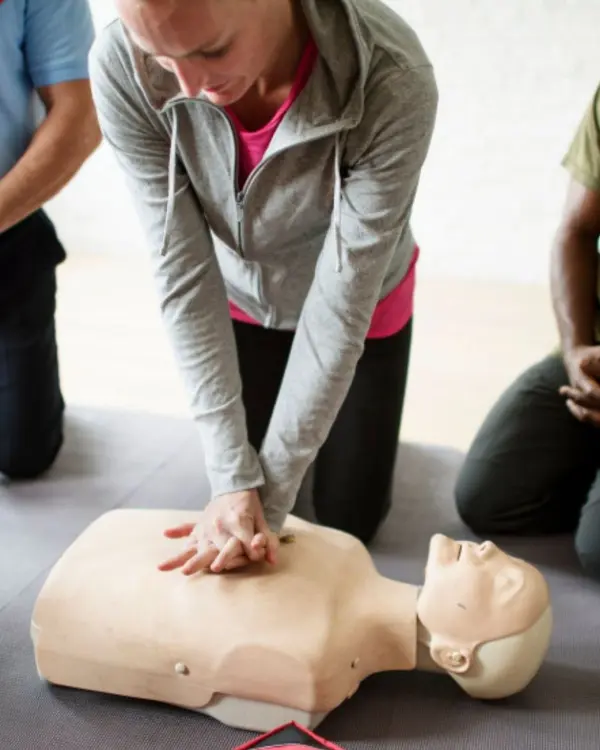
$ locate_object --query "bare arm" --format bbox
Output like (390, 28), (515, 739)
(551, 180), (600, 353)
(0, 79), (101, 234)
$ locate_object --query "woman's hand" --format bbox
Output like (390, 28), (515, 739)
(157, 489), (280, 575)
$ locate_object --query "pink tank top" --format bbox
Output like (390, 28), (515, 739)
(225, 38), (416, 339)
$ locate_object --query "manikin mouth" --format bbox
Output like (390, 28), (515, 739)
(457, 544), (463, 560)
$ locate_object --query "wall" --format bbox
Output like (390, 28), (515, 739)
(47, 0), (600, 284)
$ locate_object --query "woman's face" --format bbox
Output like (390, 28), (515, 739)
(116, 0), (287, 106)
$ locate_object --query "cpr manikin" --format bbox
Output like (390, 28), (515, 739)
(31, 510), (552, 733)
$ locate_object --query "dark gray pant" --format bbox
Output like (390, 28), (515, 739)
(455, 353), (600, 578)
(0, 211), (65, 479)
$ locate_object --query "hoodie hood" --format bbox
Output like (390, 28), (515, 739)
(124, 0), (370, 126)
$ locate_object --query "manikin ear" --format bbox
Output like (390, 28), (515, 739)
(429, 638), (473, 674)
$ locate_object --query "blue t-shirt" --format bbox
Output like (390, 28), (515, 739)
(0, 0), (95, 180)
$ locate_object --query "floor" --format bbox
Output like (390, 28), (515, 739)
(54, 251), (558, 454)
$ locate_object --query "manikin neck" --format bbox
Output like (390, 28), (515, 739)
(361, 578), (444, 675)
(415, 592), (445, 674)
(360, 576), (419, 674)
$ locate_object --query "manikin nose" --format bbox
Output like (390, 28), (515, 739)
(473, 540), (498, 561)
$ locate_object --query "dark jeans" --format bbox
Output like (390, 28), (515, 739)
(455, 353), (600, 578)
(0, 211), (65, 479)
(233, 318), (413, 545)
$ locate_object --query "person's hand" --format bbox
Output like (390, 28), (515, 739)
(559, 345), (600, 426)
(157, 489), (280, 575)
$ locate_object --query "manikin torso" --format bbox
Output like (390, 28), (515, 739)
(31, 509), (552, 733)
(32, 510), (417, 729)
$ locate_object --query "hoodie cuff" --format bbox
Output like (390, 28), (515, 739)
(262, 502), (290, 535)
(257, 461), (300, 533)
(201, 427), (266, 499)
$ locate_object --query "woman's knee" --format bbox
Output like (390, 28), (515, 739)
(315, 510), (386, 546)
(313, 490), (390, 546)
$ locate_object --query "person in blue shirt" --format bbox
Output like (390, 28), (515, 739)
(0, 0), (100, 479)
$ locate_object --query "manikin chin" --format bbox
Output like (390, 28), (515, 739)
(30, 510), (552, 733)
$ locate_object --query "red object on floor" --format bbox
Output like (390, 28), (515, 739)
(233, 720), (346, 749)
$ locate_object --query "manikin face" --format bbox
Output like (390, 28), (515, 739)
(417, 534), (549, 672)
(115, 0), (292, 105)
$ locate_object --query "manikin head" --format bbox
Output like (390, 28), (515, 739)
(114, 0), (304, 104)
(416, 534), (552, 699)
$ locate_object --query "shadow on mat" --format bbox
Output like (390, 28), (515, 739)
(373, 442), (469, 550)
(322, 660), (600, 743)
(512, 661), (600, 713)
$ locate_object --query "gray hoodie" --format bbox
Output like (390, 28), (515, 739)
(88, 0), (438, 532)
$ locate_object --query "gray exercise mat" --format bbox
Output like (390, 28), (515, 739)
(1, 406), (600, 749)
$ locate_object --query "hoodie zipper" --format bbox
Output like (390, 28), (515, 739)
(163, 98), (353, 259)
(229, 119), (347, 264)
(235, 192), (245, 257)
(224, 108), (344, 263)
(224, 109), (246, 258)
(172, 101), (248, 258)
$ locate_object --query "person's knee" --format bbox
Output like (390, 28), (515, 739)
(454, 458), (503, 534)
(0, 413), (64, 480)
(575, 532), (600, 581)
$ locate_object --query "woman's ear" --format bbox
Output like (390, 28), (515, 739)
(429, 638), (473, 674)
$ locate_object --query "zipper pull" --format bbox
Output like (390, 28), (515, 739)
(236, 193), (245, 257)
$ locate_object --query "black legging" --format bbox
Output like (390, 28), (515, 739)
(233, 317), (413, 545)
(0, 211), (65, 479)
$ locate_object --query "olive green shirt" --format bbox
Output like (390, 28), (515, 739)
(561, 84), (600, 342)
(563, 85), (600, 192)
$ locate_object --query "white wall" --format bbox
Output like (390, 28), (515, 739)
(47, 0), (600, 284)
(397, 0), (600, 284)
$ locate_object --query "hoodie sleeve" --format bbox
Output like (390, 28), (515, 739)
(88, 33), (265, 499)
(258, 64), (438, 532)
